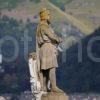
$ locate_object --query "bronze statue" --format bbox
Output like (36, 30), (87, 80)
(36, 8), (63, 93)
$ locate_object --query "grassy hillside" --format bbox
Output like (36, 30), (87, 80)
(64, 0), (100, 31)
(1, 0), (95, 35)
(0, 0), (20, 10)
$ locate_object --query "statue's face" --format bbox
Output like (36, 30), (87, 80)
(29, 52), (36, 60)
(46, 11), (51, 25)
(47, 11), (51, 20)
(40, 10), (51, 21)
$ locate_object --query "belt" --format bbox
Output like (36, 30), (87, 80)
(40, 42), (51, 47)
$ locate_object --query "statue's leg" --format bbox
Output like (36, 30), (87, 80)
(49, 68), (64, 93)
(43, 70), (49, 92)
(43, 73), (47, 92)
(39, 71), (44, 91)
(49, 68), (56, 90)
(39, 70), (48, 92)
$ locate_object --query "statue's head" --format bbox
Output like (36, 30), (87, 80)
(29, 52), (36, 60)
(39, 8), (51, 21)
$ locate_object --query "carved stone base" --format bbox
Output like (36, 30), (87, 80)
(41, 92), (69, 100)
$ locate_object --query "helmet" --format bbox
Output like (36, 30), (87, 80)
(39, 8), (50, 20)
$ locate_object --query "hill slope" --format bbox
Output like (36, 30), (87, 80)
(1, 0), (95, 35)
(64, 0), (100, 31)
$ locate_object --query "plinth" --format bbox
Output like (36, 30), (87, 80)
(41, 92), (69, 100)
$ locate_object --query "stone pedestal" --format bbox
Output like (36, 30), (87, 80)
(41, 92), (69, 100)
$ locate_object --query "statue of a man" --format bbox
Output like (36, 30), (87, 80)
(36, 8), (63, 93)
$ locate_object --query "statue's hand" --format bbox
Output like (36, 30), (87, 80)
(36, 70), (40, 79)
(36, 67), (40, 76)
(37, 69), (40, 74)
(59, 37), (63, 43)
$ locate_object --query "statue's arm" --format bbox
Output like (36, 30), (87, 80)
(42, 25), (62, 44)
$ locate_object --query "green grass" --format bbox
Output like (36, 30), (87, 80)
(23, 0), (94, 34)
(64, 0), (100, 33)
(0, 0), (96, 35)
(46, 1), (94, 34)
(0, 0), (20, 10)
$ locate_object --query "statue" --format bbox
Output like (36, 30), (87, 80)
(28, 8), (68, 100)
(36, 8), (63, 93)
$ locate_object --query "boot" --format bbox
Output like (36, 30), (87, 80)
(51, 86), (64, 93)
(39, 72), (44, 91)
(40, 70), (48, 92)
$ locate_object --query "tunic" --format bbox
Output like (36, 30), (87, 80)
(36, 21), (61, 70)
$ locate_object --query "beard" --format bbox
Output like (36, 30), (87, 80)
(47, 20), (51, 25)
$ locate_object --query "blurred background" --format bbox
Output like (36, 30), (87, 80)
(0, 0), (100, 99)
